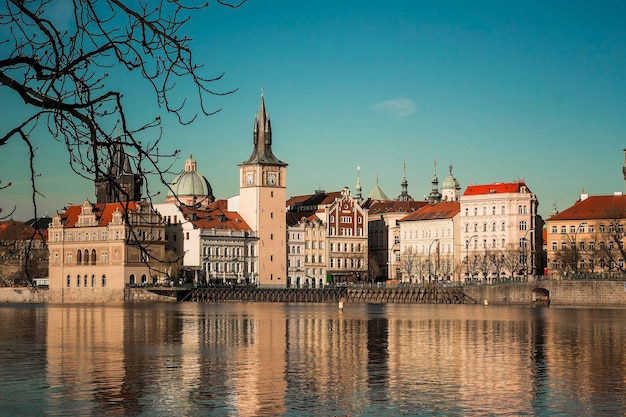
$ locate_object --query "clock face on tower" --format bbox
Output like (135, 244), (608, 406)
(267, 172), (277, 185)
(246, 172), (254, 185)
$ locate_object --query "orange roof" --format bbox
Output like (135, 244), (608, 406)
(180, 200), (251, 231)
(463, 181), (531, 196)
(287, 191), (342, 208)
(60, 202), (139, 228)
(548, 195), (626, 221)
(399, 201), (460, 222)
(0, 220), (46, 241)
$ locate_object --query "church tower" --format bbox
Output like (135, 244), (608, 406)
(427, 159), (442, 203)
(238, 91), (288, 287)
(95, 138), (142, 204)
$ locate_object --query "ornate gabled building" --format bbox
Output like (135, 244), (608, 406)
(47, 199), (166, 302)
(326, 187), (369, 282)
(286, 188), (368, 284)
(50, 136), (167, 302)
(238, 91), (288, 287)
(165, 153), (215, 208)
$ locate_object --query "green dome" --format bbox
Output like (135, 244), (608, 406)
(442, 165), (460, 190)
(167, 154), (214, 200)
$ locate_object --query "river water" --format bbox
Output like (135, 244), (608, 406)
(0, 302), (625, 416)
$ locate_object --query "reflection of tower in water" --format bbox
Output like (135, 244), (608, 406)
(366, 305), (390, 405)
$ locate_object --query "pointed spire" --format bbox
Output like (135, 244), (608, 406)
(550, 199), (559, 216)
(397, 161), (413, 201)
(355, 165), (362, 202)
(427, 158), (442, 203)
(241, 89), (286, 166)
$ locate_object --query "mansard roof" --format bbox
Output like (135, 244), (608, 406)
(547, 194), (626, 222)
(399, 201), (460, 222)
(463, 181), (532, 196)
(180, 200), (251, 231)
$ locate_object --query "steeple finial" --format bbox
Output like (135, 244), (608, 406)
(355, 165), (362, 203)
(427, 157), (442, 203)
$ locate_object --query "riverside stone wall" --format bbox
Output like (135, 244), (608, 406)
(0, 287), (48, 303)
(462, 280), (626, 306)
(2, 281), (626, 306)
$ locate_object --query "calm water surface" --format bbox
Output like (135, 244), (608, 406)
(0, 302), (625, 416)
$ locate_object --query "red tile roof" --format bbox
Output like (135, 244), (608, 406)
(463, 181), (532, 196)
(180, 200), (251, 231)
(399, 201), (460, 222)
(287, 191), (342, 208)
(548, 195), (626, 221)
(0, 220), (46, 241)
(60, 202), (139, 228)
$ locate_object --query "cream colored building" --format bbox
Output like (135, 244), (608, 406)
(460, 181), (540, 281)
(48, 199), (166, 302)
(398, 201), (461, 283)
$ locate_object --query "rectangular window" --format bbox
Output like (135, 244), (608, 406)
(552, 242), (557, 250)
(551, 226), (557, 233)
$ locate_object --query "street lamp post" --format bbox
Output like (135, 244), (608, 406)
(465, 235), (478, 283)
(428, 239), (439, 284)
(521, 228), (532, 282)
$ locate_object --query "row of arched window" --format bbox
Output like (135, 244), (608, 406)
(67, 274), (106, 287)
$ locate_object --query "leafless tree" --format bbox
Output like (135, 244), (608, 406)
(399, 247), (424, 284)
(368, 253), (381, 282)
(438, 254), (455, 282)
(1, 0), (244, 219)
(491, 250), (505, 282)
(0, 220), (48, 285)
(476, 249), (492, 283)
(503, 244), (523, 280)
(599, 208), (626, 271)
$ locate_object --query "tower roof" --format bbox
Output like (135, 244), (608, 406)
(240, 90), (287, 167)
(368, 176), (390, 201)
(442, 164), (461, 190)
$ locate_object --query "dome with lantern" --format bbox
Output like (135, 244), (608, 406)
(166, 153), (214, 207)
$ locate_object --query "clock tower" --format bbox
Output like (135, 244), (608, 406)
(238, 91), (288, 287)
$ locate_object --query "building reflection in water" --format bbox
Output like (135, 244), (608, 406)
(34, 303), (626, 415)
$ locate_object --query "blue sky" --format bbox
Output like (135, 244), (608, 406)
(2, 0), (626, 221)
